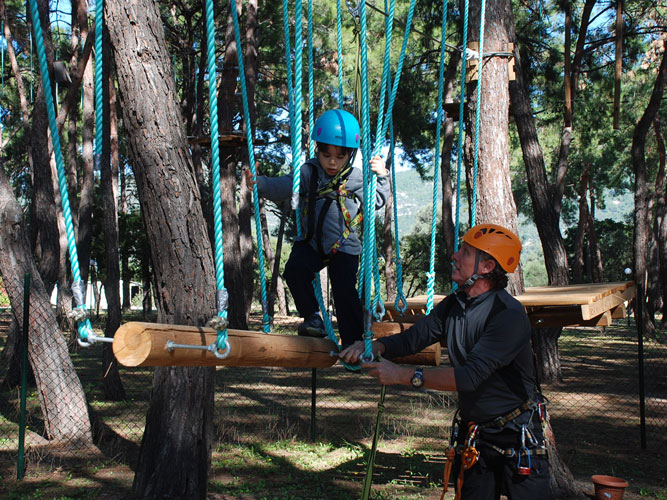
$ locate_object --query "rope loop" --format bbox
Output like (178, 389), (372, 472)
(394, 293), (408, 315)
(210, 338), (231, 359)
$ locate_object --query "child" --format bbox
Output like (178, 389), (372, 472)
(246, 109), (389, 347)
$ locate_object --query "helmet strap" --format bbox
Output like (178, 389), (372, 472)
(462, 249), (490, 289)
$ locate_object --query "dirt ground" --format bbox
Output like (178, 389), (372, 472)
(0, 312), (665, 500)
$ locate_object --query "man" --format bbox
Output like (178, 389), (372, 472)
(340, 223), (551, 499)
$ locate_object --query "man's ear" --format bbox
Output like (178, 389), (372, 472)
(480, 258), (497, 274)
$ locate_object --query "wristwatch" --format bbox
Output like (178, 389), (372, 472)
(410, 367), (424, 388)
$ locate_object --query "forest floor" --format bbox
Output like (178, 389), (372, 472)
(0, 310), (665, 500)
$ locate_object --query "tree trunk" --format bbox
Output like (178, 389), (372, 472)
(440, 48), (460, 278)
(466, 0), (523, 296)
(106, 1), (217, 498)
(653, 118), (667, 324)
(0, 167), (93, 444)
(217, 1), (249, 330)
(631, 39), (667, 340)
(100, 30), (125, 402)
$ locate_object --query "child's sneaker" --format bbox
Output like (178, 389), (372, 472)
(297, 313), (326, 338)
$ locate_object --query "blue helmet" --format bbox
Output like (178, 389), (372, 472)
(311, 109), (360, 149)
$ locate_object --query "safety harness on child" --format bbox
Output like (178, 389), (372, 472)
(439, 398), (548, 500)
(301, 160), (363, 262)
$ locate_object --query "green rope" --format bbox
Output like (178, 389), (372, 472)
(360, 384), (387, 500)
(230, 0), (271, 332)
(426, 0), (449, 314)
(27, 0), (95, 344)
(204, 0), (230, 352)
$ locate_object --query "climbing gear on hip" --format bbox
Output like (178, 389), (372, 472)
(453, 422), (480, 500)
(302, 162), (362, 262)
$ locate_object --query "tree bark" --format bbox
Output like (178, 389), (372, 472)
(0, 167), (93, 444)
(466, 0), (523, 296)
(106, 0), (217, 497)
(631, 41), (667, 340)
(100, 28), (125, 402)
(654, 118), (667, 324)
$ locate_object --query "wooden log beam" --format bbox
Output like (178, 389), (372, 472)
(372, 321), (441, 366)
(113, 322), (338, 368)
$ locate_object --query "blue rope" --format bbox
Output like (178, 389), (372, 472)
(389, 117), (407, 314)
(426, 0), (449, 314)
(204, 0), (230, 349)
(470, 0), (487, 227)
(93, 0), (103, 172)
(307, 0), (315, 158)
(336, 0), (344, 105)
(230, 0), (271, 332)
(289, 0), (305, 236)
(27, 0), (94, 343)
(452, 0), (471, 293)
(357, 0), (375, 364)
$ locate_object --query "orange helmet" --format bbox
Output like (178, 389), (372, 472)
(462, 224), (522, 273)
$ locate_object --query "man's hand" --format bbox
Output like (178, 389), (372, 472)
(339, 340), (385, 364)
(362, 359), (412, 386)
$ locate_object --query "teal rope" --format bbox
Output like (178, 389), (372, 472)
(27, 0), (94, 343)
(1, 20), (5, 91)
(452, 0), (471, 293)
(470, 0), (487, 227)
(230, 0), (271, 332)
(289, 0), (305, 236)
(281, 0), (296, 148)
(336, 0), (344, 105)
(204, 0), (230, 350)
(307, 0), (315, 158)
(426, 0), (449, 314)
(93, 0), (103, 171)
(367, 0), (395, 322)
(389, 117), (407, 314)
(357, 0), (375, 364)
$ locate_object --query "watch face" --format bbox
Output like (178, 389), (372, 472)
(411, 369), (424, 388)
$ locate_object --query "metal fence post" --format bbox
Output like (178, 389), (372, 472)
(17, 273), (30, 480)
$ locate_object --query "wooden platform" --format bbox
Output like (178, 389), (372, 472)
(383, 281), (636, 328)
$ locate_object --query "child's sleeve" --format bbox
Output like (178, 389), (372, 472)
(374, 173), (390, 210)
(256, 173), (296, 203)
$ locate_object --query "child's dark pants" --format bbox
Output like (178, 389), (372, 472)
(284, 243), (363, 346)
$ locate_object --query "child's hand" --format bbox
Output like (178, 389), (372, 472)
(370, 156), (388, 176)
(244, 168), (257, 190)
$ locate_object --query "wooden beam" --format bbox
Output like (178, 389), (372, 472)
(372, 322), (441, 366)
(113, 322), (338, 368)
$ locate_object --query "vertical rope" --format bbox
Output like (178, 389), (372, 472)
(470, 0), (487, 226)
(26, 0), (94, 343)
(452, 0), (471, 292)
(389, 117), (407, 314)
(289, 0), (305, 236)
(426, 0), (448, 314)
(335, 0), (344, 105)
(307, 0), (315, 158)
(204, 0), (229, 349)
(93, 0), (104, 172)
(230, 0), (271, 332)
